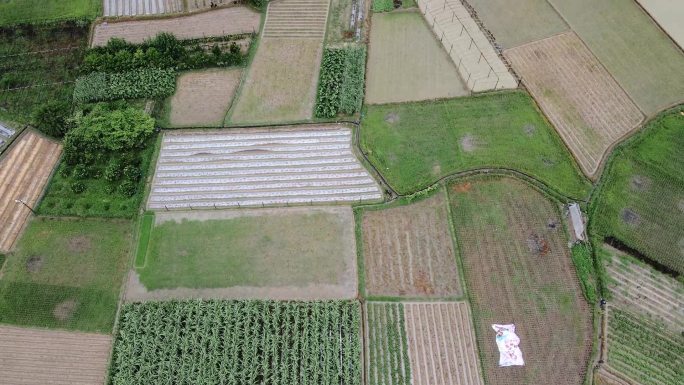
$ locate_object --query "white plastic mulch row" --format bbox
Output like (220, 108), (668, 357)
(147, 127), (383, 210)
(103, 0), (182, 17)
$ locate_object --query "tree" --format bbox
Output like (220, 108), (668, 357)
(32, 101), (73, 138)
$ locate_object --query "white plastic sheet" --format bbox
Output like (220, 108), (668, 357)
(492, 324), (524, 367)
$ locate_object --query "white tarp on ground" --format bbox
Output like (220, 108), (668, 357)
(492, 324), (524, 367)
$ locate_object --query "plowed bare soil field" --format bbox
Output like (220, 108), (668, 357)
(0, 325), (111, 385)
(167, 68), (242, 127)
(360, 192), (463, 298)
(0, 131), (61, 252)
(92, 6), (261, 46)
(403, 302), (485, 385)
(449, 176), (592, 385)
(505, 32), (644, 178)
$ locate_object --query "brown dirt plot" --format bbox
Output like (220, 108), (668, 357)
(91, 6), (261, 46)
(361, 191), (463, 298)
(168, 68), (242, 127)
(0, 325), (112, 385)
(0, 131), (62, 252)
(505, 32), (644, 178)
(404, 302), (485, 385)
(450, 177), (592, 385)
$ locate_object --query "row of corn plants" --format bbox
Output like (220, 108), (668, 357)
(366, 303), (411, 385)
(314, 45), (366, 118)
(73, 68), (176, 103)
(109, 300), (362, 385)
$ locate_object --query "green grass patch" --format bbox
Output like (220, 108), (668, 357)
(109, 300), (362, 385)
(0, 0), (100, 26)
(0, 217), (132, 332)
(134, 212), (155, 268)
(591, 106), (684, 274)
(315, 44), (366, 118)
(372, 0), (395, 12)
(570, 243), (597, 303)
(360, 91), (591, 198)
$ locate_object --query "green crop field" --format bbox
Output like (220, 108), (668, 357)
(360, 91), (591, 198)
(365, 302), (411, 385)
(0, 0), (100, 26)
(0, 217), (132, 332)
(607, 309), (683, 385)
(591, 107), (684, 274)
(109, 300), (362, 385)
(548, 0), (684, 115)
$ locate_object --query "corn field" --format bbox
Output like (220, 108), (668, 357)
(109, 300), (362, 385)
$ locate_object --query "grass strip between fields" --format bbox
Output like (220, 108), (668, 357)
(134, 212), (155, 268)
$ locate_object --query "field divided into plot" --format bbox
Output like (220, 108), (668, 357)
(404, 302), (485, 385)
(360, 192), (462, 298)
(505, 32), (644, 177)
(92, 6), (261, 46)
(148, 127), (382, 209)
(0, 326), (112, 385)
(449, 177), (592, 385)
(365, 302), (411, 385)
(263, 0), (330, 39)
(0, 131), (61, 252)
(103, 0), (182, 17)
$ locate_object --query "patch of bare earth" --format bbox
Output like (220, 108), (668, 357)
(505, 32), (644, 178)
(53, 299), (79, 321)
(0, 325), (111, 385)
(361, 191), (463, 297)
(620, 208), (641, 226)
(169, 68), (242, 127)
(68, 235), (92, 254)
(25, 256), (43, 273)
(460, 134), (479, 153)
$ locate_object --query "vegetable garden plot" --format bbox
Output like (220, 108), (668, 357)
(103, 0), (182, 17)
(449, 176), (592, 385)
(262, 0), (330, 39)
(505, 32), (644, 178)
(547, 0), (684, 115)
(0, 326), (112, 385)
(365, 302), (412, 385)
(360, 191), (463, 298)
(109, 300), (362, 385)
(0, 131), (61, 252)
(147, 126), (382, 210)
(92, 6), (261, 46)
(404, 302), (485, 385)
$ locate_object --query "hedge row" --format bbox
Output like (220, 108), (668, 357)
(314, 45), (366, 118)
(73, 68), (176, 103)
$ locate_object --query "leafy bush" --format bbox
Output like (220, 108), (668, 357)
(570, 243), (597, 303)
(314, 45), (366, 118)
(71, 181), (86, 194)
(117, 180), (137, 197)
(73, 68), (176, 103)
(32, 101), (73, 138)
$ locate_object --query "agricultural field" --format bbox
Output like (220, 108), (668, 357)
(314, 45), (366, 118)
(0, 131), (61, 252)
(0, 325), (112, 385)
(404, 302), (485, 385)
(187, 0), (234, 12)
(359, 191), (463, 298)
(505, 32), (644, 178)
(360, 91), (591, 198)
(365, 302), (411, 385)
(0, 0), (100, 26)
(165, 68), (242, 127)
(636, 0), (684, 48)
(0, 217), (132, 332)
(92, 6), (261, 46)
(103, 0), (182, 17)
(147, 126), (382, 209)
(548, 0), (684, 115)
(465, 0), (568, 48)
(602, 245), (683, 332)
(0, 23), (88, 124)
(606, 308), (683, 385)
(365, 11), (469, 104)
(591, 107), (684, 274)
(109, 300), (362, 385)
(262, 0), (330, 39)
(595, 367), (632, 385)
(128, 207), (357, 301)
(449, 176), (592, 385)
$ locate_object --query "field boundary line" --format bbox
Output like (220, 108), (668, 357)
(632, 0), (684, 54)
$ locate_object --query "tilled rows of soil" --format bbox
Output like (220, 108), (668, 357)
(262, 0), (330, 39)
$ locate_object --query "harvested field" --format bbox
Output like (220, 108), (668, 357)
(128, 206), (358, 301)
(465, 0), (568, 48)
(365, 11), (469, 104)
(263, 0), (330, 39)
(0, 131), (61, 252)
(365, 302), (411, 385)
(403, 302), (485, 385)
(103, 0), (182, 17)
(603, 245), (684, 332)
(360, 191), (462, 298)
(417, 0), (517, 92)
(449, 177), (592, 385)
(92, 6), (261, 46)
(167, 68), (242, 127)
(229, 38), (323, 123)
(0, 325), (112, 385)
(505, 32), (644, 178)
(148, 126), (381, 209)
(636, 0), (684, 48)
(548, 0), (684, 115)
